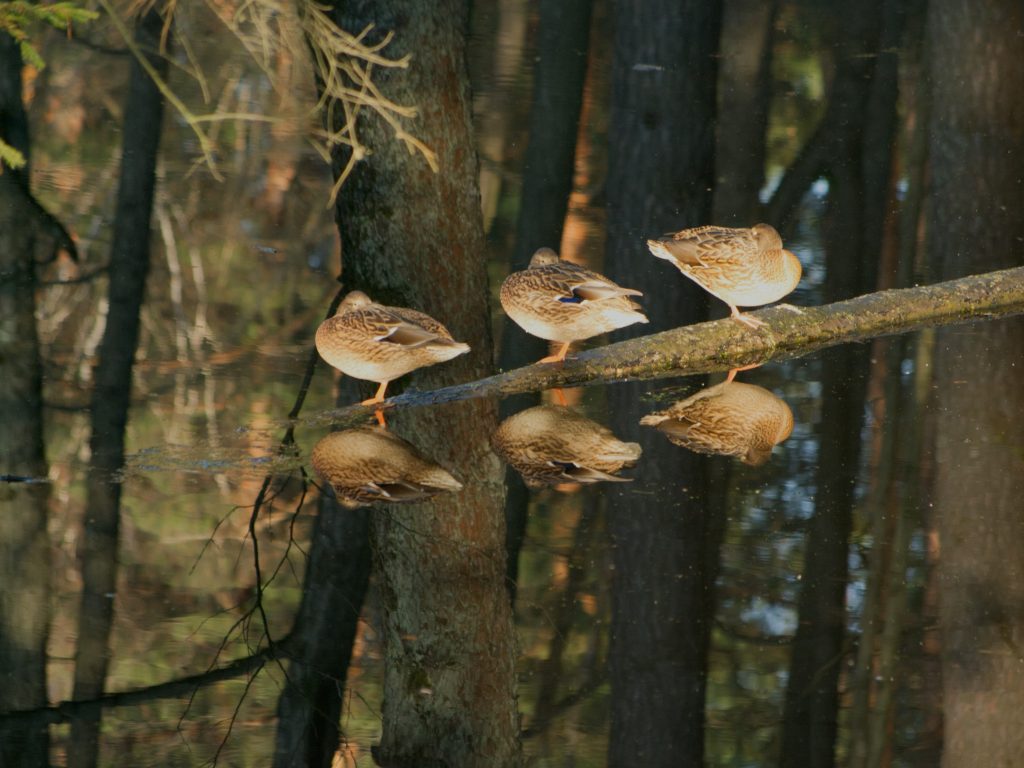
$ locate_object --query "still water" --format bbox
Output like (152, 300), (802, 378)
(3, 1), (1018, 767)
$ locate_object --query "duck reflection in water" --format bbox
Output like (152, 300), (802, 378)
(492, 405), (642, 488)
(640, 381), (794, 466)
(311, 427), (463, 509)
(315, 291), (470, 426)
(500, 247), (648, 364)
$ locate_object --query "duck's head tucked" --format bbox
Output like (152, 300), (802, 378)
(780, 249), (803, 295)
(752, 223), (783, 251)
(529, 248), (561, 268)
(338, 290), (374, 314)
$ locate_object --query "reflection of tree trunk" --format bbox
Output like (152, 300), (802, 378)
(604, 1), (721, 764)
(780, 1), (896, 764)
(501, 0), (593, 600)
(474, 0), (527, 233)
(321, 2), (521, 765)
(0, 36), (51, 767)
(928, 1), (1024, 765)
(714, 0), (779, 224)
(70, 9), (169, 767)
(272, 502), (371, 768)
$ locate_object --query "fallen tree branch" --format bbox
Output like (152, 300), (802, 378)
(306, 266), (1024, 426)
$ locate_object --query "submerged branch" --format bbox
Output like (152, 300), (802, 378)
(308, 266), (1024, 426)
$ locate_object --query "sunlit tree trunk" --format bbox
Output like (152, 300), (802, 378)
(604, 1), (722, 764)
(501, 0), (594, 600)
(320, 2), (521, 765)
(70, 9), (168, 767)
(0, 35), (51, 767)
(927, 1), (1024, 766)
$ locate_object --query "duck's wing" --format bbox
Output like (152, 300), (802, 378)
(369, 305), (461, 347)
(652, 225), (758, 268)
(543, 262), (643, 302)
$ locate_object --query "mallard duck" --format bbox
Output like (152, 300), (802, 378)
(315, 291), (470, 408)
(311, 427), (463, 509)
(639, 381), (793, 466)
(492, 405), (642, 488)
(500, 248), (648, 363)
(646, 223), (801, 328)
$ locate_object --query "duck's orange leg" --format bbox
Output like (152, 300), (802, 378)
(725, 363), (762, 383)
(538, 341), (571, 364)
(551, 387), (568, 406)
(730, 305), (766, 329)
(361, 382), (389, 426)
(360, 381), (389, 407)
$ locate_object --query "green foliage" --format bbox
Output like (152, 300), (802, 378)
(0, 2), (98, 171)
(0, 137), (25, 169)
(0, 1), (99, 69)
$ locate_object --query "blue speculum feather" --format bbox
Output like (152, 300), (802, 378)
(558, 293), (584, 304)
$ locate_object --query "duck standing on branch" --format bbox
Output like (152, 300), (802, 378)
(315, 291), (469, 422)
(500, 247), (648, 364)
(646, 223), (802, 328)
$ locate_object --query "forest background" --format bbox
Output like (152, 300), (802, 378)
(1, 0), (1022, 766)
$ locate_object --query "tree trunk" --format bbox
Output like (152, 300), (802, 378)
(604, 1), (722, 765)
(501, 0), (594, 601)
(0, 35), (51, 767)
(927, 1), (1024, 766)
(714, 0), (779, 224)
(321, 2), (521, 765)
(780, 1), (891, 764)
(272, 501), (371, 768)
(70, 9), (168, 766)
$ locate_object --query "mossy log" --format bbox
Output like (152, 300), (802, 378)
(310, 265), (1024, 426)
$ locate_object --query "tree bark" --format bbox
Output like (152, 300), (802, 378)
(70, 8), (169, 767)
(321, 2), (521, 765)
(928, 1), (1024, 766)
(0, 35), (51, 767)
(604, 1), (721, 764)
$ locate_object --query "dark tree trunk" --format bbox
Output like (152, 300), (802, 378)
(779, 1), (898, 765)
(927, 1), (1024, 766)
(70, 9), (168, 767)
(272, 501), (371, 768)
(0, 34), (51, 768)
(501, 0), (594, 601)
(604, 1), (722, 765)
(321, 2), (521, 765)
(713, 0), (779, 225)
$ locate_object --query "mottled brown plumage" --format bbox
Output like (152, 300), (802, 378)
(311, 427), (463, 509)
(500, 248), (648, 363)
(491, 405), (642, 488)
(639, 381), (794, 466)
(315, 291), (469, 408)
(646, 223), (801, 328)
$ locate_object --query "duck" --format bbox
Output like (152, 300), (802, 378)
(315, 291), (470, 412)
(500, 248), (648, 363)
(491, 404), (642, 488)
(639, 381), (794, 466)
(311, 427), (463, 509)
(645, 223), (801, 328)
